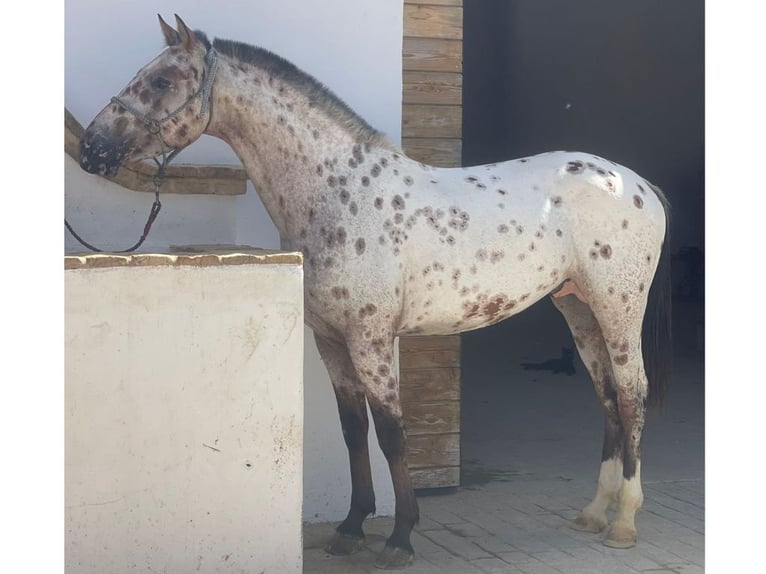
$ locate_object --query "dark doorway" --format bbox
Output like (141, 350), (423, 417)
(459, 0), (704, 486)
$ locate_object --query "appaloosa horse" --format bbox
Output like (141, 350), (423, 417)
(78, 15), (672, 569)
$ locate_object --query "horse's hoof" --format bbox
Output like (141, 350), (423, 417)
(374, 545), (414, 570)
(571, 512), (607, 533)
(325, 532), (366, 555)
(603, 522), (637, 548)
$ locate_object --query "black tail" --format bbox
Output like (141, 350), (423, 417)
(643, 182), (672, 408)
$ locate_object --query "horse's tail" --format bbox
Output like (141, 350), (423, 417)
(643, 182), (672, 408)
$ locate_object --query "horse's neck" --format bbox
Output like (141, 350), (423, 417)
(206, 58), (380, 239)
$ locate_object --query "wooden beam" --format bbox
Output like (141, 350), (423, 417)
(403, 400), (460, 435)
(404, 4), (463, 40)
(401, 137), (462, 166)
(400, 367), (460, 403)
(411, 466), (460, 489)
(407, 433), (460, 468)
(405, 0), (462, 7)
(402, 104), (462, 139)
(403, 71), (463, 106)
(403, 37), (463, 72)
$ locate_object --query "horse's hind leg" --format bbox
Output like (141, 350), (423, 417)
(551, 295), (624, 534)
(588, 289), (652, 548)
(314, 333), (376, 555)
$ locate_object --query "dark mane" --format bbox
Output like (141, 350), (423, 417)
(194, 30), (390, 147)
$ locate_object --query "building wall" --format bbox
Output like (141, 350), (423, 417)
(65, 0), (404, 522)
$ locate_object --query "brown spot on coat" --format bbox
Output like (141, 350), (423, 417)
(615, 354), (629, 366)
(355, 238), (366, 255)
(633, 195), (644, 208)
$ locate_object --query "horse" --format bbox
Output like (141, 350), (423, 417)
(78, 15), (672, 569)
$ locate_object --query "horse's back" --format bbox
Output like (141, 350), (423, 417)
(393, 151), (668, 336)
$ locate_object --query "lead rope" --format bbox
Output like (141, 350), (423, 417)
(65, 48), (217, 253)
(64, 154), (172, 253)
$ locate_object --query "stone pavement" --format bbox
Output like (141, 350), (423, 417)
(304, 475), (703, 573)
(304, 301), (704, 573)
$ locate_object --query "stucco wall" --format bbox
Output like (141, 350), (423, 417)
(65, 255), (304, 573)
(65, 0), (403, 521)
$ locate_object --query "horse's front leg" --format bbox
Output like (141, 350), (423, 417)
(346, 331), (419, 570)
(314, 333), (376, 555)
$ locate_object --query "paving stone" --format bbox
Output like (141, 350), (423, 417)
(414, 516), (442, 531)
(529, 549), (574, 565)
(471, 557), (527, 574)
(471, 534), (520, 556)
(421, 528), (494, 561)
(420, 551), (488, 574)
(445, 521), (494, 538)
(411, 529), (452, 557)
(665, 564), (704, 574)
(497, 550), (537, 566)
(516, 559), (566, 574)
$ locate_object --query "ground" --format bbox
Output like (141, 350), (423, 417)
(304, 300), (704, 573)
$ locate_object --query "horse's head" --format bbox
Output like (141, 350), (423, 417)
(79, 15), (216, 176)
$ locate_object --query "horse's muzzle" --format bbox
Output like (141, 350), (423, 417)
(79, 132), (123, 176)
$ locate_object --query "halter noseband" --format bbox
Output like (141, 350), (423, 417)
(110, 46), (219, 162)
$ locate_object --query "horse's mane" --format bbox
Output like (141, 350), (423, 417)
(194, 30), (393, 148)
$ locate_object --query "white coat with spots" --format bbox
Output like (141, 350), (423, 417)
(78, 16), (673, 568)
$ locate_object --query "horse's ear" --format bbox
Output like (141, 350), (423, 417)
(158, 14), (181, 47)
(174, 14), (200, 52)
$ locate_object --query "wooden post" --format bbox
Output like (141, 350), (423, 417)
(401, 0), (463, 489)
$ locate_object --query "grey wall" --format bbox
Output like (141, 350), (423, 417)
(463, 0), (704, 255)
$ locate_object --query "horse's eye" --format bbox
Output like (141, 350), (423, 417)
(151, 77), (171, 90)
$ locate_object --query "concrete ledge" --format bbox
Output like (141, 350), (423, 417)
(65, 108), (248, 195)
(64, 248), (303, 270)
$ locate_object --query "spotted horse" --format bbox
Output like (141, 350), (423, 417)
(79, 15), (672, 569)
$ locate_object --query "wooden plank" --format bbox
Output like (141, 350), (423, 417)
(403, 37), (462, 72)
(401, 137), (462, 167)
(400, 367), (460, 403)
(400, 335), (460, 352)
(400, 348), (460, 370)
(407, 433), (460, 469)
(402, 104), (462, 139)
(411, 466), (460, 489)
(404, 4), (463, 40)
(406, 0), (462, 7)
(403, 400), (460, 435)
(403, 71), (462, 105)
